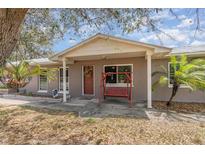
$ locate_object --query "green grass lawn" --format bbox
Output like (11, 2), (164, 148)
(0, 105), (204, 144)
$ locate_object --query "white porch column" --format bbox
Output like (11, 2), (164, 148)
(146, 51), (152, 108)
(63, 58), (67, 102)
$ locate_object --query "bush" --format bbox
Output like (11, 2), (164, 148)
(86, 118), (96, 124)
(27, 92), (33, 96)
(0, 84), (7, 89)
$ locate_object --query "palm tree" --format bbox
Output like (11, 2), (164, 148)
(152, 54), (205, 106)
(0, 60), (56, 92)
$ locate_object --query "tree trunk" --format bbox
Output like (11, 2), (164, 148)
(167, 82), (179, 106)
(16, 87), (19, 93)
(0, 9), (28, 67)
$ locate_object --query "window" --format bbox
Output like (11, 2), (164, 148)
(118, 65), (131, 83)
(168, 62), (186, 88)
(104, 64), (132, 86)
(59, 68), (69, 91)
(39, 71), (47, 91)
(105, 66), (117, 83)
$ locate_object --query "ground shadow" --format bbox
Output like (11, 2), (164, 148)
(18, 99), (149, 119)
(19, 103), (79, 116)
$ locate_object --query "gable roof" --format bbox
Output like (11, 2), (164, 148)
(50, 33), (171, 61)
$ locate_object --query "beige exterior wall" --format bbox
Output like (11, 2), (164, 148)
(69, 57), (205, 103)
(22, 58), (205, 103)
(21, 75), (39, 94)
(20, 65), (62, 96)
(69, 57), (147, 101)
(152, 59), (205, 103)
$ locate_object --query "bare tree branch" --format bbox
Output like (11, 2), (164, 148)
(169, 9), (179, 19)
(194, 8), (200, 38)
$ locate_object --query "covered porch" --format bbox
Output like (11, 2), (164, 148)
(60, 52), (153, 108)
(50, 34), (171, 108)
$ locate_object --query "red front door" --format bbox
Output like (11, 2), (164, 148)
(83, 66), (94, 95)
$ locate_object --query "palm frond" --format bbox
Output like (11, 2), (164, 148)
(152, 80), (159, 91)
(180, 54), (188, 65)
(1, 60), (56, 89)
(170, 55), (177, 65)
(159, 76), (168, 86)
(153, 54), (205, 92)
(152, 65), (167, 77)
(190, 58), (205, 65)
(160, 65), (167, 73)
(152, 71), (167, 77)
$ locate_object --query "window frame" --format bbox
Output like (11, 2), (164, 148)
(103, 64), (134, 87)
(38, 70), (48, 93)
(58, 67), (69, 93)
(168, 62), (188, 88)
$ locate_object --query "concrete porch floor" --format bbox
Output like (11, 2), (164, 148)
(26, 97), (148, 118)
(0, 95), (147, 118)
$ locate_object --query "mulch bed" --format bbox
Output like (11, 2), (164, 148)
(153, 101), (205, 113)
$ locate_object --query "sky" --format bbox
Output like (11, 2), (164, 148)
(52, 9), (205, 53)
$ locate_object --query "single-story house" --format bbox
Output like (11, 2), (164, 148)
(20, 33), (205, 108)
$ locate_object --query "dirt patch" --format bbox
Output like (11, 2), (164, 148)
(0, 105), (204, 144)
(153, 101), (205, 113)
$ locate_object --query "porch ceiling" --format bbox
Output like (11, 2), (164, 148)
(63, 51), (169, 62)
(65, 51), (146, 61)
